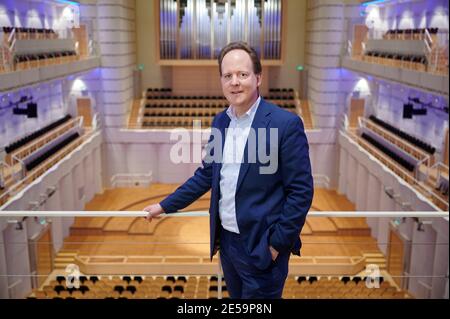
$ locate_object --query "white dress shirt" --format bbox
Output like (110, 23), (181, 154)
(219, 96), (261, 233)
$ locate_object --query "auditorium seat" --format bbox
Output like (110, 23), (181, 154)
(4, 115), (72, 154)
(361, 133), (415, 172)
(369, 115), (435, 155)
(24, 132), (80, 171)
(140, 87), (300, 129)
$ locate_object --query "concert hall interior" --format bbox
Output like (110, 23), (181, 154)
(0, 0), (448, 300)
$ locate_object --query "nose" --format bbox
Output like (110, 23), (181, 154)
(230, 74), (240, 86)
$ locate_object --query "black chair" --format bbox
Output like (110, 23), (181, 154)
(297, 276), (307, 284)
(308, 276), (318, 284)
(90, 276), (99, 283)
(114, 285), (124, 294)
(56, 276), (66, 284)
(177, 276), (187, 282)
(162, 285), (172, 293)
(79, 285), (89, 294)
(173, 285), (184, 293)
(167, 276), (176, 283)
(54, 285), (65, 294)
(126, 285), (136, 294)
(79, 276), (88, 284)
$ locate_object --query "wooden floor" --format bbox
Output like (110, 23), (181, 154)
(60, 185), (381, 263)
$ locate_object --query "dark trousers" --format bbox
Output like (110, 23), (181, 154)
(219, 227), (290, 299)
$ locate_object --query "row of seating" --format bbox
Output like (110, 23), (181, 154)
(365, 52), (426, 64)
(4, 115), (72, 154)
(147, 88), (295, 93)
(32, 275), (229, 299)
(146, 87), (296, 101)
(363, 51), (427, 71)
(147, 95), (226, 100)
(269, 88), (294, 93)
(25, 132), (80, 171)
(283, 276), (406, 299)
(146, 94), (296, 101)
(2, 26), (58, 39)
(145, 103), (227, 109)
(142, 119), (213, 128)
(296, 275), (384, 284)
(147, 88), (172, 93)
(437, 181), (449, 197)
(55, 274), (220, 285)
(14, 51), (78, 70)
(31, 274), (408, 299)
(140, 87), (300, 129)
(263, 95), (295, 100)
(361, 133), (415, 172)
(369, 115), (436, 154)
(144, 110), (220, 117)
(383, 27), (440, 40)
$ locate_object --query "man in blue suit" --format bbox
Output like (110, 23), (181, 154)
(144, 42), (313, 299)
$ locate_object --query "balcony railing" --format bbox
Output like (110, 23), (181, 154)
(0, 211), (447, 299)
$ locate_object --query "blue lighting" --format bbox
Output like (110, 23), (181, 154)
(56, 0), (79, 6)
(361, 0), (389, 6)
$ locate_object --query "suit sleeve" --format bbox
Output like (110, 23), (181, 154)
(159, 120), (217, 214)
(269, 116), (314, 253)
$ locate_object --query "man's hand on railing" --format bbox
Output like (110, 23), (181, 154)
(143, 203), (165, 223)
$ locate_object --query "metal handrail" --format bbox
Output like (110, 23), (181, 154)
(360, 117), (430, 165)
(424, 28), (433, 47)
(0, 129), (96, 206)
(11, 117), (82, 163)
(344, 130), (448, 211)
(7, 27), (15, 44)
(0, 211), (448, 217)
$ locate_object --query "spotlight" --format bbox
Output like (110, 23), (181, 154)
(403, 103), (413, 119)
(403, 102), (427, 119)
(27, 102), (38, 118)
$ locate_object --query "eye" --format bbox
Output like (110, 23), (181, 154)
(223, 74), (232, 81)
(238, 72), (249, 79)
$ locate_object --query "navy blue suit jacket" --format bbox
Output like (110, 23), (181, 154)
(160, 98), (314, 270)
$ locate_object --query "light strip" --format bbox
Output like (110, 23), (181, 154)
(56, 0), (79, 6)
(361, 0), (390, 6)
(0, 211), (448, 217)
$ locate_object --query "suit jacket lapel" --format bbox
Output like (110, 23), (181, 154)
(212, 111), (230, 189)
(235, 99), (271, 194)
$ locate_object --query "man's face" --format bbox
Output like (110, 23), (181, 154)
(220, 49), (262, 111)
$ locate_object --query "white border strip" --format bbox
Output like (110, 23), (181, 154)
(0, 211), (448, 218)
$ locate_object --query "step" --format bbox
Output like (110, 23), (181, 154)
(57, 252), (78, 257)
(363, 253), (385, 258)
(54, 263), (69, 269)
(366, 258), (386, 263)
(55, 255), (75, 261)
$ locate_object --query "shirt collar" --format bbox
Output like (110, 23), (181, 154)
(226, 96), (261, 121)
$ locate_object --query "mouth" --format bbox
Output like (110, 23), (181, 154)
(231, 91), (243, 95)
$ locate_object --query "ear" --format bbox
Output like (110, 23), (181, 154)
(256, 73), (262, 87)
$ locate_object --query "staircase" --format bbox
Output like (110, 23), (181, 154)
(299, 100), (314, 130)
(53, 250), (78, 270)
(435, 47), (449, 75)
(0, 49), (4, 73)
(429, 45), (448, 75)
